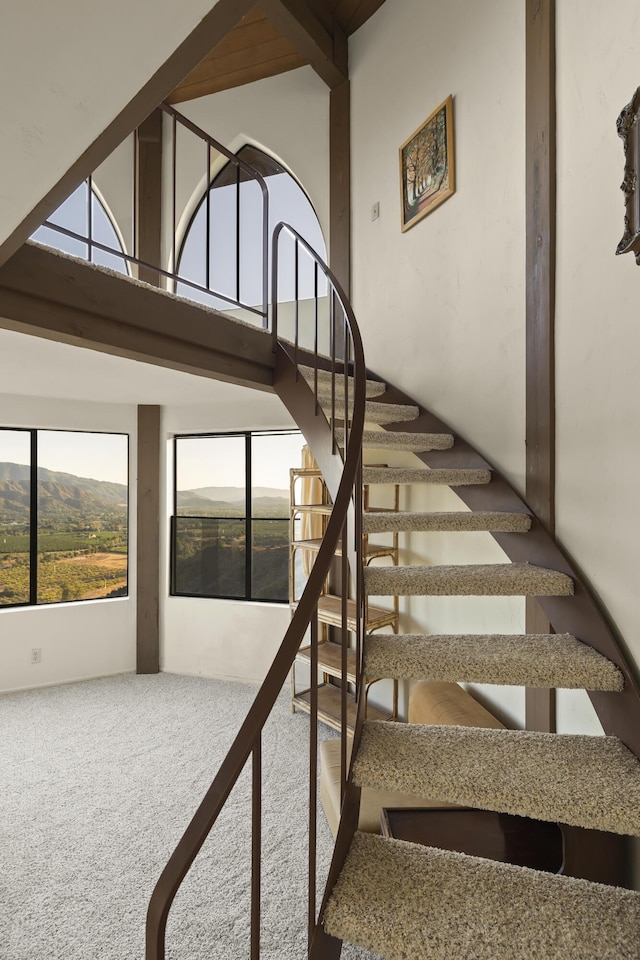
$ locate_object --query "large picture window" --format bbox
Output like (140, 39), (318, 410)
(171, 430), (304, 602)
(0, 429), (129, 607)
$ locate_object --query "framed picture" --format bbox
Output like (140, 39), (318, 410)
(399, 95), (455, 232)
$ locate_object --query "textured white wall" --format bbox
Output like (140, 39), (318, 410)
(0, 395), (137, 692)
(350, 0), (526, 491)
(556, 0), (640, 675)
(0, 0), (225, 254)
(349, 0), (527, 728)
(168, 67), (330, 261)
(160, 396), (297, 683)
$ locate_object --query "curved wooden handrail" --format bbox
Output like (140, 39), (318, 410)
(145, 227), (366, 959)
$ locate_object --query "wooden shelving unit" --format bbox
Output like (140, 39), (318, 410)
(289, 465), (400, 734)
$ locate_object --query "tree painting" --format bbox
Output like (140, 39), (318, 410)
(400, 96), (455, 231)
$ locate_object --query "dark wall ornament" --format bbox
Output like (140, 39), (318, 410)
(616, 87), (640, 263)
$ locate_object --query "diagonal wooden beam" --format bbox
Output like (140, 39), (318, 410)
(0, 243), (275, 389)
(0, 0), (256, 272)
(260, 0), (348, 89)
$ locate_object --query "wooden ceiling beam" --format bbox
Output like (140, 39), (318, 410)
(259, 0), (348, 88)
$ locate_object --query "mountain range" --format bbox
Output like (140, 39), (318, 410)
(0, 463), (127, 523)
(177, 485), (289, 518)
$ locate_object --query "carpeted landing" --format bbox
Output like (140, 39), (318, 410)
(0, 674), (373, 960)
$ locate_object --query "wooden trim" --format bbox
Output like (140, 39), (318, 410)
(525, 0), (556, 530)
(136, 110), (163, 286)
(0, 0), (256, 271)
(525, 0), (556, 732)
(259, 0), (348, 89)
(137, 405), (161, 674)
(0, 244), (275, 388)
(330, 79), (351, 297)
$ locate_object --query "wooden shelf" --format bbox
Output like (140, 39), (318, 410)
(297, 640), (358, 683)
(289, 463), (399, 729)
(292, 538), (396, 561)
(292, 683), (393, 733)
(290, 467), (324, 479)
(292, 503), (333, 516)
(291, 593), (397, 633)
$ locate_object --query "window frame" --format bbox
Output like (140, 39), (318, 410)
(0, 427), (130, 609)
(170, 429), (299, 604)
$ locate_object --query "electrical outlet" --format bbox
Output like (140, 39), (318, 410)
(371, 201), (380, 221)
(30, 647), (41, 664)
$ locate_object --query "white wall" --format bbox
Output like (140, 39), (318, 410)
(556, 0), (640, 675)
(168, 66), (330, 261)
(155, 69), (331, 686)
(350, 0), (526, 492)
(0, 0), (226, 254)
(0, 395), (137, 692)
(161, 394), (298, 683)
(348, 0), (634, 735)
(348, 0), (528, 727)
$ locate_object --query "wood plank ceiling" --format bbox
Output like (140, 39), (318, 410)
(168, 0), (387, 103)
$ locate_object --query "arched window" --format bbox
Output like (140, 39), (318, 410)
(31, 182), (129, 275)
(177, 145), (326, 315)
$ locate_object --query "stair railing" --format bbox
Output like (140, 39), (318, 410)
(145, 223), (366, 959)
(37, 103), (270, 324)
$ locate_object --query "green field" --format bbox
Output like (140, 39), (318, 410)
(174, 518), (289, 600)
(0, 530), (124, 554)
(0, 527), (128, 605)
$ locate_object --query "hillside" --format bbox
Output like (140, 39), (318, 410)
(0, 463), (128, 525)
(177, 485), (289, 518)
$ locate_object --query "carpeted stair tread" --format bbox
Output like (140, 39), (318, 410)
(363, 510), (532, 533)
(336, 428), (454, 451)
(364, 563), (573, 597)
(299, 364), (386, 399)
(323, 832), (640, 960)
(362, 466), (491, 485)
(364, 633), (624, 691)
(352, 722), (640, 834)
(322, 398), (420, 424)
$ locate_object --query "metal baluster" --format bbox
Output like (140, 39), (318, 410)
(87, 175), (93, 263)
(340, 516), (349, 804)
(236, 165), (241, 305)
(206, 142), (211, 293)
(343, 311), (349, 456)
(355, 457), (363, 697)
(172, 114), (177, 286)
(132, 129), (138, 266)
(261, 182), (269, 328)
(330, 289), (336, 453)
(271, 227), (279, 348)
(313, 263), (319, 415)
(294, 239), (299, 377)
(251, 736), (262, 960)
(308, 607), (319, 948)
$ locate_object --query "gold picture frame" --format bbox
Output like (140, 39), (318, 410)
(399, 95), (455, 232)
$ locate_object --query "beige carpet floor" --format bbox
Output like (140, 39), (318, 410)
(0, 673), (374, 960)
